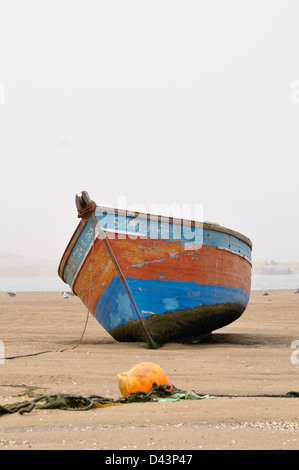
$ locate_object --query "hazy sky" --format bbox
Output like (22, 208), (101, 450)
(0, 0), (298, 262)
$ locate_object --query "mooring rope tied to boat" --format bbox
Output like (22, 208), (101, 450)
(75, 192), (158, 349)
(60, 216), (96, 353)
(1, 210), (97, 361)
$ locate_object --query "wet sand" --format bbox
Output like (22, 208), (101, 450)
(0, 290), (299, 450)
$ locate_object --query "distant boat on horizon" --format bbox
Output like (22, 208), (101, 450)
(262, 267), (293, 275)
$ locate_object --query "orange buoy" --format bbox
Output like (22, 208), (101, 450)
(125, 361), (172, 395)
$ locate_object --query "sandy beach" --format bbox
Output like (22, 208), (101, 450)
(1, 289), (299, 450)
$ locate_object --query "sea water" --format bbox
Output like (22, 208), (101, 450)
(251, 274), (299, 291)
(0, 276), (68, 292)
(0, 275), (299, 292)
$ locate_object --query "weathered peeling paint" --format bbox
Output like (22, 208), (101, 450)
(107, 236), (251, 293)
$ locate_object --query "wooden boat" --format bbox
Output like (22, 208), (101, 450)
(58, 192), (252, 347)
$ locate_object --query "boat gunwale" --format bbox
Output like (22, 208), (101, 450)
(97, 205), (253, 248)
(58, 218), (88, 280)
(58, 205), (252, 281)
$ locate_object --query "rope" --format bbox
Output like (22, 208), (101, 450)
(1, 204), (97, 361)
(76, 200), (97, 220)
(1, 195), (157, 358)
(58, 200), (97, 352)
(2, 386), (299, 416)
(0, 385), (176, 415)
(75, 193), (157, 348)
(59, 215), (96, 353)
